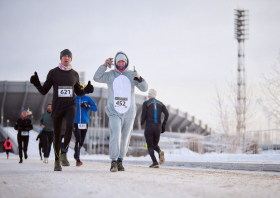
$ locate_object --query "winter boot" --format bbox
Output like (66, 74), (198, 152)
(59, 153), (70, 166)
(54, 160), (62, 171)
(117, 160), (125, 171)
(159, 151), (165, 165)
(110, 160), (118, 172)
(149, 163), (159, 168)
(24, 152), (28, 159)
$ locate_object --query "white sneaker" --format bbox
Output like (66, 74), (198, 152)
(43, 157), (48, 164)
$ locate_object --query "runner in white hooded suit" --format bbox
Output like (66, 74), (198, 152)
(94, 51), (148, 172)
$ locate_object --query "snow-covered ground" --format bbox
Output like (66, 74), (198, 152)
(1, 158), (280, 198)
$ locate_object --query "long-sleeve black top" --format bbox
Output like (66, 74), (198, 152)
(37, 67), (85, 118)
(14, 118), (33, 132)
(141, 98), (169, 126)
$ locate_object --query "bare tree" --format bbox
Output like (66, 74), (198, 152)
(260, 55), (280, 125)
(213, 78), (256, 153)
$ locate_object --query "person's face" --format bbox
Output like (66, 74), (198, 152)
(61, 55), (71, 66)
(22, 111), (27, 117)
(117, 60), (126, 68)
(47, 105), (52, 112)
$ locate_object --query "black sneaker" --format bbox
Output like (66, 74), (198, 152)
(110, 160), (118, 172)
(24, 152), (28, 159)
(117, 160), (125, 171)
(19, 159), (23, 163)
(149, 163), (159, 168)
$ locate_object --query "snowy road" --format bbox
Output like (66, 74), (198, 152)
(0, 157), (280, 198)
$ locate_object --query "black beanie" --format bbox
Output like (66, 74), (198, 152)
(60, 49), (72, 60)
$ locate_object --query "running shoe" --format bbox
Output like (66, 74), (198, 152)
(159, 151), (165, 165)
(149, 163), (159, 168)
(59, 153), (70, 166)
(117, 160), (125, 171)
(76, 160), (83, 167)
(19, 159), (23, 163)
(43, 157), (48, 164)
(54, 160), (62, 171)
(7, 154), (8, 159)
(24, 152), (28, 159)
(110, 160), (118, 172)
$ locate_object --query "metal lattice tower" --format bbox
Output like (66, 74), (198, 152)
(235, 10), (249, 133)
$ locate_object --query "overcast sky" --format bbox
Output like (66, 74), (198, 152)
(0, 0), (280, 132)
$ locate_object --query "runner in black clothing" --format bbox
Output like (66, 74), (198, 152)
(30, 49), (94, 171)
(141, 89), (169, 168)
(14, 109), (33, 163)
(36, 132), (43, 160)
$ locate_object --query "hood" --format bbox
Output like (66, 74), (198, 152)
(114, 51), (129, 73)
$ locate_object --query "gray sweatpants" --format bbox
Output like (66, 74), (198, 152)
(108, 114), (135, 159)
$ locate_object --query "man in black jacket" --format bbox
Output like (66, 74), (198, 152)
(14, 109), (33, 163)
(30, 49), (94, 171)
(141, 89), (169, 168)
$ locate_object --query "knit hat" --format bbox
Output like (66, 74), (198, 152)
(80, 84), (85, 88)
(60, 49), (72, 60)
(22, 109), (28, 112)
(148, 89), (157, 98)
(115, 53), (127, 65)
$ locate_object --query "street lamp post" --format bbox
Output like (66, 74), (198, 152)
(7, 119), (9, 138)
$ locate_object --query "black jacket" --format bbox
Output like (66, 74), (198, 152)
(14, 118), (33, 132)
(37, 67), (85, 118)
(141, 98), (169, 126)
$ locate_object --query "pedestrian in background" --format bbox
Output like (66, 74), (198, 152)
(40, 103), (53, 163)
(4, 137), (13, 159)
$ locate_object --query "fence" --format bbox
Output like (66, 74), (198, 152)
(158, 129), (280, 154)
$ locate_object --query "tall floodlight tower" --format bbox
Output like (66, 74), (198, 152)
(235, 10), (249, 133)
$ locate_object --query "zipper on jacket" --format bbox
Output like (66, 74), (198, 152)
(80, 97), (82, 124)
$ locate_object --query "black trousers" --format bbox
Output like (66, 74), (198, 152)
(42, 130), (53, 158)
(38, 140), (43, 159)
(144, 123), (161, 164)
(52, 106), (76, 160)
(73, 123), (88, 160)
(17, 133), (29, 160)
(6, 149), (11, 155)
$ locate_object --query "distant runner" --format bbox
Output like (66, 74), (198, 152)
(14, 109), (33, 163)
(30, 49), (94, 171)
(36, 132), (43, 160)
(141, 89), (169, 168)
(39, 103), (53, 163)
(74, 84), (97, 166)
(4, 137), (13, 159)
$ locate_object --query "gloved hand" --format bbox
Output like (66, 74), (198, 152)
(106, 60), (114, 68)
(80, 103), (90, 108)
(161, 126), (166, 133)
(132, 70), (143, 83)
(18, 126), (22, 131)
(84, 81), (94, 94)
(30, 72), (41, 87)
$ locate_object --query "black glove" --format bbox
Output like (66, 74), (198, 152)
(30, 72), (41, 87)
(80, 103), (90, 108)
(84, 81), (94, 94)
(25, 127), (30, 131)
(161, 126), (165, 133)
(17, 126), (22, 131)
